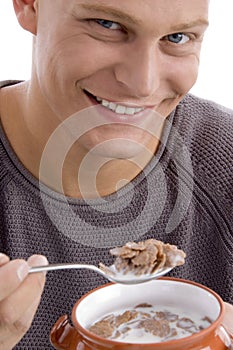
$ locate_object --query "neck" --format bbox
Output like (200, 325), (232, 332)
(60, 142), (159, 198)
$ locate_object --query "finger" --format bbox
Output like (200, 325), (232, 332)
(223, 302), (233, 337)
(0, 255), (47, 341)
(27, 254), (48, 269)
(0, 253), (10, 266)
(0, 259), (29, 301)
(1, 296), (41, 350)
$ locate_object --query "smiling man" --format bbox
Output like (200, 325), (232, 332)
(0, 0), (232, 349)
(2, 0), (210, 197)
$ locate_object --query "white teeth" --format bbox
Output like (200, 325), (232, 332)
(102, 99), (109, 107)
(109, 102), (117, 111)
(126, 107), (136, 115)
(116, 105), (126, 114)
(95, 96), (144, 115)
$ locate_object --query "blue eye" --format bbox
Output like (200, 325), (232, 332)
(95, 19), (121, 30)
(167, 33), (189, 44)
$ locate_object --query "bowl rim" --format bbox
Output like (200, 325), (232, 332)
(71, 277), (225, 347)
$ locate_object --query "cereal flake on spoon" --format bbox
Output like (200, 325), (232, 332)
(99, 239), (186, 276)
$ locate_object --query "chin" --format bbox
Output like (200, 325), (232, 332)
(79, 124), (155, 159)
(83, 138), (152, 160)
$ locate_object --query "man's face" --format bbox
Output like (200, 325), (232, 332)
(32, 0), (209, 158)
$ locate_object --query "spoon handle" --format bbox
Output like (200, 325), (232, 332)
(29, 263), (101, 274)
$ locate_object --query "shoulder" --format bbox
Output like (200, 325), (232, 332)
(173, 94), (232, 211)
(179, 93), (233, 130)
(176, 94), (233, 149)
(0, 81), (24, 186)
(0, 80), (23, 122)
(180, 93), (233, 123)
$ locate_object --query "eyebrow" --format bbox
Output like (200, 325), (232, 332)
(76, 3), (144, 25)
(76, 3), (209, 30)
(170, 19), (209, 32)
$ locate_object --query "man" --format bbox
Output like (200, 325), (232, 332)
(0, 0), (232, 349)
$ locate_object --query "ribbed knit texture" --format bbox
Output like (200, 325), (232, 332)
(0, 81), (232, 349)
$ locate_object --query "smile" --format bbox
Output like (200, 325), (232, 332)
(84, 90), (145, 116)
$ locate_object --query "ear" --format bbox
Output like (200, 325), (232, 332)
(13, 0), (38, 35)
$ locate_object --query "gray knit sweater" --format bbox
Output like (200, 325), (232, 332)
(0, 81), (232, 349)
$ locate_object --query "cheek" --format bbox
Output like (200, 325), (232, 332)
(165, 55), (200, 95)
(33, 38), (91, 114)
(54, 36), (110, 78)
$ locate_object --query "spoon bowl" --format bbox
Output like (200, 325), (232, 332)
(29, 263), (173, 284)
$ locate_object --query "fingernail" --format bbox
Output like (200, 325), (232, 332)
(27, 255), (48, 267)
(17, 262), (29, 281)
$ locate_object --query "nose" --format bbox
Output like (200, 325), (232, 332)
(114, 41), (161, 99)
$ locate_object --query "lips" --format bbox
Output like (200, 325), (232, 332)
(83, 90), (145, 116)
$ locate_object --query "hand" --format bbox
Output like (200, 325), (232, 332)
(223, 302), (233, 348)
(0, 253), (48, 350)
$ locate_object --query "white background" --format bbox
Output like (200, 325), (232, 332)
(0, 1), (233, 109)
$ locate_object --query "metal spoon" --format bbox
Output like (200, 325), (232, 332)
(29, 263), (172, 284)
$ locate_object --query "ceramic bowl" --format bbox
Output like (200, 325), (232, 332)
(50, 277), (232, 349)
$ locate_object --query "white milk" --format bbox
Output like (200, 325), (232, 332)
(88, 304), (212, 344)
